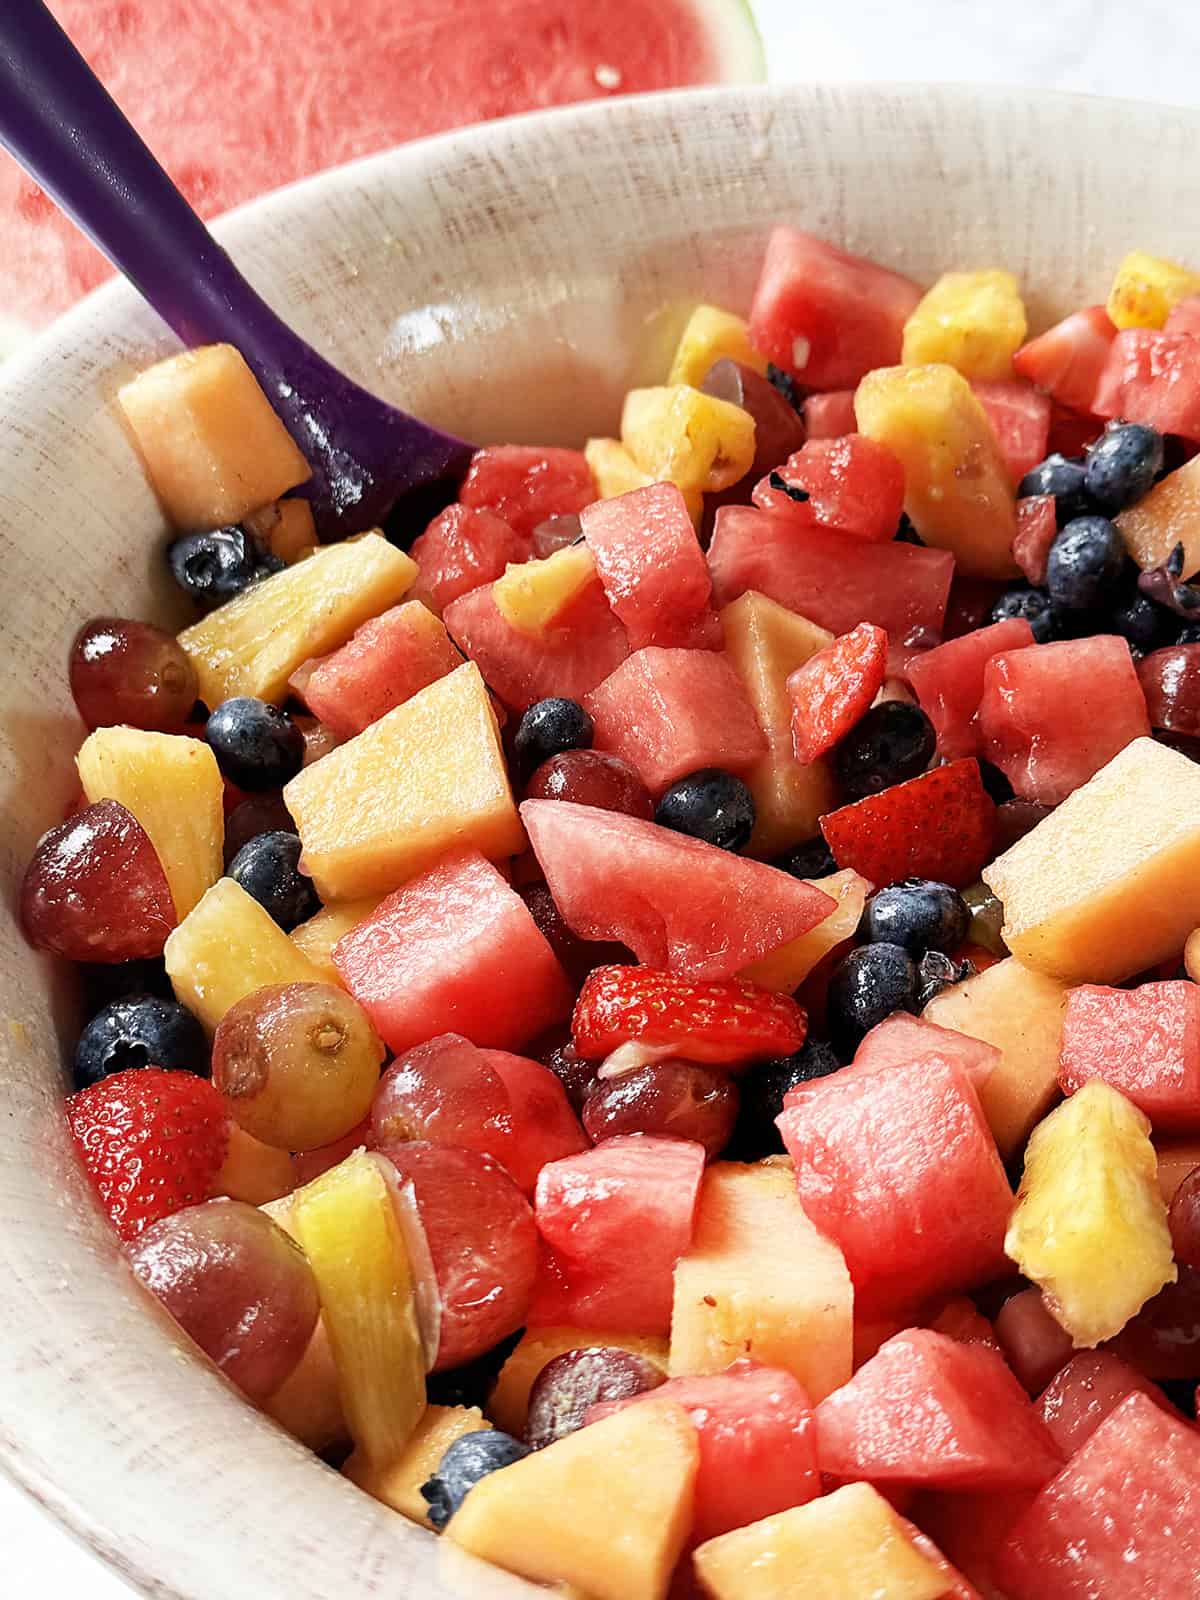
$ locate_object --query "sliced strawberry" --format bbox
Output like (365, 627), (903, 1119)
(788, 622), (888, 764)
(750, 436), (905, 543)
(1013, 495), (1058, 586)
(820, 759), (997, 889)
(572, 965), (806, 1068)
(66, 1068), (229, 1241)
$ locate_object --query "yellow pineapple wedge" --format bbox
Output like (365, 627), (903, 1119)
(901, 270), (1027, 379)
(740, 869), (870, 993)
(1006, 1081), (1176, 1347)
(290, 899), (382, 984)
(77, 727), (223, 921)
(670, 1160), (852, 1402)
(924, 956), (1071, 1159)
(1116, 452), (1200, 575)
(118, 344), (310, 529)
(212, 1124), (296, 1206)
(345, 1405), (491, 1527)
(694, 1482), (955, 1600)
(164, 877), (324, 1032)
(584, 437), (703, 525)
(492, 543), (597, 636)
(668, 305), (767, 388)
(983, 737), (1200, 984)
(1107, 248), (1200, 330)
(855, 363), (1019, 579)
(488, 1326), (669, 1436)
(179, 532), (416, 706)
(621, 385), (756, 493)
(289, 1150), (426, 1465)
(283, 661), (524, 902)
(446, 1400), (698, 1600)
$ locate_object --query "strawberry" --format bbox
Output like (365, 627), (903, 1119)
(1012, 495), (1058, 586)
(750, 436), (905, 543)
(820, 758), (997, 890)
(1012, 305), (1116, 417)
(788, 622), (888, 764)
(572, 965), (806, 1068)
(66, 1068), (229, 1240)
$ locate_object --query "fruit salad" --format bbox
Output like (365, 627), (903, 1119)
(22, 231), (1200, 1600)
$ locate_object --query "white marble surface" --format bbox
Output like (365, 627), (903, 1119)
(1, 1), (1193, 1594)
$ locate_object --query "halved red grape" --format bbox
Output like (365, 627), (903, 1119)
(294, 714), (341, 767)
(526, 749), (653, 819)
(582, 1061), (739, 1159)
(536, 1030), (603, 1114)
(701, 358), (806, 481)
(531, 514), (584, 559)
(1139, 646), (1200, 738)
(223, 794), (296, 865)
(371, 1034), (512, 1163)
(1109, 1265), (1200, 1379)
(70, 617), (198, 732)
(20, 799), (175, 962)
(525, 1347), (666, 1448)
(1169, 1167), (1200, 1270)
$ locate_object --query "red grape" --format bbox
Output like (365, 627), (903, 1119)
(223, 794), (296, 865)
(525, 1347), (666, 1448)
(531, 514), (583, 559)
(526, 749), (653, 819)
(700, 359), (806, 481)
(536, 1030), (603, 1114)
(293, 714), (341, 766)
(372, 1033), (511, 1163)
(1109, 1265), (1200, 1379)
(519, 882), (633, 982)
(582, 1061), (739, 1158)
(1139, 646), (1200, 738)
(70, 617), (197, 732)
(291, 1118), (373, 1186)
(994, 799), (1053, 853)
(1169, 1166), (1200, 1269)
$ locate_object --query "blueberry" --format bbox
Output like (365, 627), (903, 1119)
(728, 1039), (842, 1159)
(73, 993), (208, 1090)
(894, 513), (924, 545)
(833, 701), (935, 801)
(205, 697), (305, 790)
(513, 698), (593, 780)
(766, 362), (803, 414)
(1046, 516), (1127, 612)
(654, 768), (755, 851)
(1109, 590), (1172, 655)
(1018, 454), (1092, 526)
(977, 759), (1015, 805)
(424, 1328), (524, 1411)
(167, 528), (282, 608)
(421, 1430), (530, 1531)
(989, 586), (1064, 644)
(772, 836), (837, 879)
(827, 943), (918, 1056)
(859, 878), (970, 955)
(1179, 622), (1200, 645)
(1084, 422), (1164, 515)
(916, 949), (974, 1008)
(228, 831), (320, 931)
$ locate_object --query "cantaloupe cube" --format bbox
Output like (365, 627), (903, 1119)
(670, 1161), (852, 1403)
(118, 344), (310, 529)
(290, 899), (381, 984)
(668, 305), (767, 388)
(1107, 249), (1200, 330)
(983, 737), (1200, 984)
(1186, 926), (1200, 983)
(1155, 1137), (1200, 1203)
(855, 363), (1020, 580)
(720, 591), (838, 857)
(179, 532), (416, 706)
(245, 498), (318, 564)
(740, 869), (870, 993)
(924, 957), (1071, 1158)
(164, 877), (324, 1032)
(902, 270), (1028, 380)
(284, 662), (523, 902)
(492, 542), (597, 636)
(488, 1325), (669, 1436)
(584, 437), (704, 525)
(1115, 452), (1200, 574)
(77, 727), (223, 921)
(262, 1317), (346, 1451)
(212, 1124), (296, 1206)
(344, 1405), (491, 1527)
(622, 385), (757, 494)
(446, 1400), (698, 1600)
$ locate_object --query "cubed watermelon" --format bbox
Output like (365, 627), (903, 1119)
(1012, 495), (1058, 585)
(815, 1330), (1062, 1491)
(584, 647), (767, 794)
(1036, 1351), (1181, 1458)
(1012, 306), (1118, 416)
(907, 618), (1037, 761)
(803, 390), (858, 439)
(819, 758), (997, 889)
(520, 798), (835, 981)
(973, 380), (1052, 485)
(993, 1288), (1074, 1395)
(1059, 980), (1200, 1131)
(332, 849), (573, 1053)
(852, 1011), (1000, 1093)
(750, 437), (905, 543)
(978, 636), (1151, 805)
(410, 503), (530, 614)
(1092, 329), (1200, 440)
(925, 1296), (1001, 1352)
(458, 444), (596, 539)
(788, 623), (888, 764)
(777, 1057), (1013, 1315)
(483, 1050), (590, 1191)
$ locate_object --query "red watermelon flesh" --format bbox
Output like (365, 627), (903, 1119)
(788, 622), (889, 763)
(1166, 296), (1200, 338)
(482, 1049), (590, 1191)
(520, 797), (835, 981)
(925, 1296), (1001, 1352)
(815, 1330), (1063, 1491)
(581, 483), (720, 651)
(458, 446), (596, 540)
(750, 436), (906, 543)
(1035, 1351), (1182, 1459)
(1012, 495), (1058, 586)
(1093, 329), (1200, 440)
(997, 1393), (1200, 1600)
(819, 758), (997, 890)
(972, 380), (1052, 485)
(410, 504), (531, 615)
(907, 618), (1037, 762)
(852, 1012), (1000, 1094)
(1013, 306), (1117, 416)
(1059, 980), (1200, 1131)
(994, 1288), (1075, 1396)
(804, 390), (858, 439)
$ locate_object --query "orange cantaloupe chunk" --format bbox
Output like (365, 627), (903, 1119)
(212, 1124), (296, 1206)
(344, 1405), (491, 1528)
(1116, 452), (1200, 576)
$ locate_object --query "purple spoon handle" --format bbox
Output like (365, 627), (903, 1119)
(0, 0), (472, 536)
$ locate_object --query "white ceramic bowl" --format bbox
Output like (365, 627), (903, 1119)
(3, 80), (1200, 1600)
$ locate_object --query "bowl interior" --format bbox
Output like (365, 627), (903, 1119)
(3, 80), (1200, 1600)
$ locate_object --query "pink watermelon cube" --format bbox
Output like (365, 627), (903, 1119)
(997, 1393), (1200, 1599)
(907, 618), (1037, 761)
(1093, 329), (1200, 439)
(972, 380), (1052, 484)
(804, 390), (857, 439)
(1058, 980), (1200, 1131)
(708, 505), (955, 643)
(816, 1329), (1063, 1491)
(1036, 1351), (1182, 1459)
(520, 798), (835, 981)
(410, 502), (530, 613)
(750, 436), (905, 543)
(482, 1049), (590, 1192)
(852, 1012), (1000, 1093)
(580, 482), (721, 651)
(994, 1288), (1075, 1396)
(777, 1057), (1012, 1315)
(1013, 305), (1118, 416)
(1012, 494), (1058, 585)
(1167, 296), (1200, 338)
(458, 444), (596, 539)
(979, 636), (1151, 805)
(332, 849), (574, 1053)
(584, 646), (767, 794)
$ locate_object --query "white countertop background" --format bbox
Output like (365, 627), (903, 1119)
(2, 0), (1193, 1592)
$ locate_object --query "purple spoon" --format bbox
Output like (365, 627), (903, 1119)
(0, 0), (473, 538)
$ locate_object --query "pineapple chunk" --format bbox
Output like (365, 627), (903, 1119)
(1116, 452), (1200, 575)
(245, 498), (319, 565)
(924, 957), (1071, 1158)
(621, 385), (756, 493)
(855, 363), (1019, 579)
(290, 1150), (426, 1465)
(118, 344), (310, 529)
(212, 1124), (296, 1206)
(694, 1482), (953, 1600)
(983, 737), (1200, 984)
(488, 1326), (669, 1436)
(492, 543), (597, 636)
(290, 899), (382, 984)
(446, 1400), (698, 1600)
(1107, 248), (1200, 330)
(345, 1405), (491, 1527)
(668, 305), (766, 388)
(77, 727), (223, 921)
(179, 531), (416, 706)
(584, 437), (703, 524)
(670, 1160), (852, 1402)
(1006, 1081), (1176, 1347)
(720, 591), (837, 856)
(740, 869), (870, 993)
(901, 269), (1027, 380)
(164, 878), (324, 1032)
(283, 661), (524, 902)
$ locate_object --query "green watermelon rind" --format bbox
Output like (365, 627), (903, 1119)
(691, 0), (767, 82)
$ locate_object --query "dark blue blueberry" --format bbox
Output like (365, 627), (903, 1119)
(894, 513), (924, 546)
(833, 701), (936, 801)
(81, 957), (173, 1012)
(1084, 422), (1164, 515)
(73, 993), (208, 1090)
(654, 768), (755, 851)
(772, 836), (837, 879)
(727, 1039), (843, 1159)
(859, 878), (970, 955)
(989, 586), (1064, 644)
(205, 697), (305, 790)
(1046, 516), (1127, 612)
(977, 759), (1015, 805)
(766, 362), (803, 414)
(1109, 590), (1173, 655)
(1017, 453), (1092, 526)
(425, 1329), (524, 1410)
(827, 943), (919, 1056)
(514, 697), (593, 780)
(916, 949), (974, 1008)
(421, 1430), (530, 1531)
(167, 527), (282, 608)
(1178, 622), (1200, 645)
(228, 831), (320, 931)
